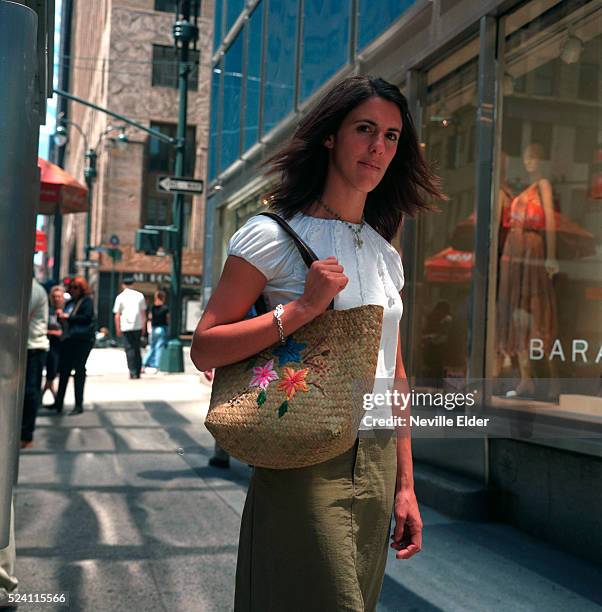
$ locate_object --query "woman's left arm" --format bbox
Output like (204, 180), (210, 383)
(390, 328), (423, 560)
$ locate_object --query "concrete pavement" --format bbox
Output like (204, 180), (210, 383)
(10, 348), (602, 611)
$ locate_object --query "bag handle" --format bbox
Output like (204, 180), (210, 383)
(258, 212), (320, 268)
(69, 298), (84, 319)
(253, 211), (335, 314)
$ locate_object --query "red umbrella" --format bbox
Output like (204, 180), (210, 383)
(38, 157), (88, 214)
(425, 247), (473, 284)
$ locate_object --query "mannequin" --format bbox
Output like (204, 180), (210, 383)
(496, 143), (559, 398)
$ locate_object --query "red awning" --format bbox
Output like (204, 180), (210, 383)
(38, 157), (88, 215)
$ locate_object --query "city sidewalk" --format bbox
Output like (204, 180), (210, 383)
(10, 349), (602, 611)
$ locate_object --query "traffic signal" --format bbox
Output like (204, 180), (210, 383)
(134, 225), (178, 255)
(135, 228), (161, 255)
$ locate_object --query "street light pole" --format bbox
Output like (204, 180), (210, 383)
(83, 148), (97, 281)
(160, 0), (199, 373)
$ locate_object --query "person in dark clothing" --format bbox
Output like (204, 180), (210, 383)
(142, 289), (169, 372)
(43, 285), (66, 402)
(51, 277), (96, 416)
(21, 278), (50, 448)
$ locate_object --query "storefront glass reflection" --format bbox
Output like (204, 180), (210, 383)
(411, 42), (479, 386)
(492, 0), (601, 414)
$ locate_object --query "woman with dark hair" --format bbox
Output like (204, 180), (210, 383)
(52, 276), (96, 416)
(191, 75), (443, 611)
(142, 289), (169, 372)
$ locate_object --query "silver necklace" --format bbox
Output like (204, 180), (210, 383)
(318, 199), (365, 248)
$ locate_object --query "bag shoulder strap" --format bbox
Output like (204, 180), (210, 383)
(69, 298), (84, 318)
(258, 212), (318, 268)
(254, 211), (334, 313)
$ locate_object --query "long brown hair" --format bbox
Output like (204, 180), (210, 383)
(263, 75), (444, 242)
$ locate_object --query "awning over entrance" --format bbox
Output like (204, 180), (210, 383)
(38, 157), (88, 214)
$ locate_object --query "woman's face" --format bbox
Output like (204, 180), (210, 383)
(70, 284), (82, 299)
(51, 290), (65, 308)
(324, 96), (402, 194)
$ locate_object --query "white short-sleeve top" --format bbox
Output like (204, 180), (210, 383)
(227, 211), (404, 429)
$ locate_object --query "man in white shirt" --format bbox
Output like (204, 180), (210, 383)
(21, 278), (50, 448)
(113, 277), (147, 379)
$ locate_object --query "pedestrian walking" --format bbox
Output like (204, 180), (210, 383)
(113, 277), (147, 379)
(21, 278), (49, 448)
(52, 277), (96, 415)
(42, 285), (66, 402)
(191, 76), (444, 610)
(142, 289), (169, 373)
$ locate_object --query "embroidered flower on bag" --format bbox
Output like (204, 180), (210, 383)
(272, 337), (307, 366)
(249, 359), (279, 390)
(277, 367), (310, 400)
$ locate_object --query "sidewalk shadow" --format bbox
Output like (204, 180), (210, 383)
(378, 574), (444, 611)
(138, 465), (250, 487)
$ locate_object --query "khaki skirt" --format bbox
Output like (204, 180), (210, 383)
(234, 432), (397, 612)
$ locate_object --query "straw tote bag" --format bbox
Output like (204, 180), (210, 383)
(205, 212), (384, 470)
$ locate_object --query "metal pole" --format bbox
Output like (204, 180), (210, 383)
(160, 0), (198, 373)
(83, 149), (97, 280)
(0, 1), (38, 547)
(109, 260), (117, 340)
(467, 15), (497, 382)
(54, 88), (177, 145)
(52, 0), (73, 284)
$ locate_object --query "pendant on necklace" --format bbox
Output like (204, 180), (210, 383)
(354, 235), (364, 249)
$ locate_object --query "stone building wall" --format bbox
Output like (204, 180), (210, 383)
(63, 0), (212, 288)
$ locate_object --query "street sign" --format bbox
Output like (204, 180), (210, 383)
(75, 260), (99, 268)
(157, 176), (204, 195)
(110, 234), (120, 246)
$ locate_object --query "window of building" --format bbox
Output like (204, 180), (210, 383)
(213, 0), (224, 52)
(220, 31), (244, 172)
(226, 0), (244, 34)
(209, 63), (222, 181)
(154, 0), (178, 12)
(490, 0), (602, 417)
(243, 2), (263, 152)
(300, 0), (350, 101)
(143, 122), (196, 247)
(408, 43), (479, 387)
(357, 0), (414, 51)
(151, 44), (200, 91)
(263, 0), (298, 135)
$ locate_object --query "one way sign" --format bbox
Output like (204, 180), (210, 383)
(157, 176), (204, 195)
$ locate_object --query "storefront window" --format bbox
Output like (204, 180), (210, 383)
(243, 3), (263, 152)
(491, 0), (602, 413)
(209, 63), (222, 181)
(410, 39), (479, 386)
(357, 0), (415, 51)
(263, 0), (298, 135)
(221, 32), (244, 172)
(300, 0), (350, 101)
